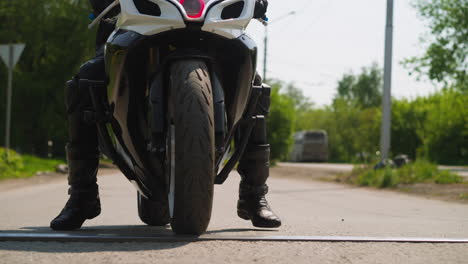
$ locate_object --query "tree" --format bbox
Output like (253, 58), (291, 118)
(334, 63), (383, 108)
(404, 0), (467, 89)
(266, 80), (297, 161)
(0, 0), (95, 156)
(282, 83), (314, 112)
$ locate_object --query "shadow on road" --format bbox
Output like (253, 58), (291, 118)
(0, 225), (282, 253)
(0, 225), (191, 253)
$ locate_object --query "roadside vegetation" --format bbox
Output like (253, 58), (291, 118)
(0, 148), (63, 180)
(268, 68), (467, 165)
(337, 160), (464, 189)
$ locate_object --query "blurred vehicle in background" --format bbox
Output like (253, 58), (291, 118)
(290, 130), (329, 162)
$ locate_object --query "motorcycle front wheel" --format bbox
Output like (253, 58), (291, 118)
(168, 60), (215, 235)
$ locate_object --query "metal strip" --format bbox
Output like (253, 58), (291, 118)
(1, 233), (467, 243)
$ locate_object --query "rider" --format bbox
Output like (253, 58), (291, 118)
(50, 0), (281, 230)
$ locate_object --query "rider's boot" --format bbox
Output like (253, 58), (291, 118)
(236, 75), (281, 228)
(50, 58), (104, 230)
(50, 144), (101, 230)
(237, 144), (281, 228)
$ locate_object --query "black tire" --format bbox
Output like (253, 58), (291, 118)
(137, 192), (170, 226)
(169, 60), (215, 235)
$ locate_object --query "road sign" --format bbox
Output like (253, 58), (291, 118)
(1, 43), (25, 156)
(0, 44), (25, 69)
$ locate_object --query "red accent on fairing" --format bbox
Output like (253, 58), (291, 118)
(179, 0), (206, 18)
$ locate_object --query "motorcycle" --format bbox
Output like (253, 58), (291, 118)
(84, 0), (270, 235)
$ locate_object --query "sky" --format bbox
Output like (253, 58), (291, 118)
(245, 0), (438, 106)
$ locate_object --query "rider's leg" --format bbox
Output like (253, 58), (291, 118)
(50, 16), (116, 230)
(236, 74), (281, 228)
(50, 50), (105, 231)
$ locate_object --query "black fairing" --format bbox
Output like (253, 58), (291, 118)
(104, 29), (257, 199)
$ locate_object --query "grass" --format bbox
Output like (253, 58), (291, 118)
(338, 160), (464, 189)
(459, 193), (468, 200)
(0, 148), (64, 180)
(17, 155), (64, 177)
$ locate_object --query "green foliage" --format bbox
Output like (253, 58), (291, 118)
(0, 147), (63, 180)
(335, 63), (383, 108)
(267, 80), (297, 161)
(419, 89), (468, 164)
(352, 166), (399, 188)
(346, 160), (464, 188)
(434, 170), (463, 184)
(0, 147), (24, 179)
(282, 83), (314, 113)
(296, 81), (467, 164)
(391, 99), (426, 158)
(329, 99), (381, 162)
(0, 0), (95, 156)
(392, 88), (468, 164)
(290, 63), (384, 163)
(403, 0), (467, 89)
(295, 99), (381, 163)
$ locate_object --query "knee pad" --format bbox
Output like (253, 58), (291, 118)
(65, 56), (105, 114)
(65, 79), (80, 114)
(77, 56), (106, 81)
(64, 78), (94, 115)
(255, 84), (271, 116)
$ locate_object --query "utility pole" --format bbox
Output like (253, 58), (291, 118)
(263, 26), (268, 80)
(380, 0), (394, 160)
(262, 11), (296, 81)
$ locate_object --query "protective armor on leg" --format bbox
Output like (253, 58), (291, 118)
(51, 7), (116, 230)
(236, 74), (281, 228)
(50, 52), (106, 231)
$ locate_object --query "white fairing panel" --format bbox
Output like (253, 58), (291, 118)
(118, 0), (186, 35)
(117, 0), (254, 38)
(202, 0), (255, 39)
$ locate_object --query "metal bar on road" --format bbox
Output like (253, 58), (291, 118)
(1, 233), (467, 244)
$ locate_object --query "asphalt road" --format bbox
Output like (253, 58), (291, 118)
(1, 166), (468, 263)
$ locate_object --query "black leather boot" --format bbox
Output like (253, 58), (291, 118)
(237, 182), (281, 228)
(50, 145), (101, 230)
(237, 144), (281, 228)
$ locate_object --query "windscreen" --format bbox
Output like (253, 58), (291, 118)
(305, 132), (325, 141)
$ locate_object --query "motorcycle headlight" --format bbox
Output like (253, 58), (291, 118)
(178, 0), (216, 18)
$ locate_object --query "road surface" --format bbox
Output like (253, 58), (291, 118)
(1, 166), (468, 263)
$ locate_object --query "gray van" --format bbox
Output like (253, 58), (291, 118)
(290, 130), (329, 162)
